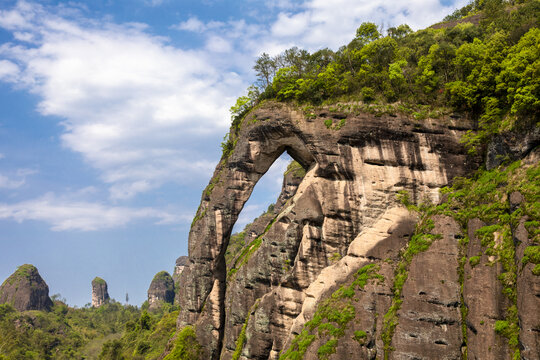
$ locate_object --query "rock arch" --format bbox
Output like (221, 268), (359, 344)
(176, 101), (478, 359)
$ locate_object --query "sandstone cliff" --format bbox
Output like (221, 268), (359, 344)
(0, 264), (53, 312)
(148, 271), (175, 310)
(91, 277), (110, 307)
(174, 101), (540, 359)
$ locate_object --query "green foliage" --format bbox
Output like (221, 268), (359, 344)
(381, 207), (442, 358)
(227, 209), (280, 279)
(113, 309), (179, 360)
(361, 87), (376, 102)
(0, 300), (141, 360)
(497, 27), (540, 116)
(284, 160), (306, 178)
(92, 277), (106, 285)
(4, 264), (36, 285)
(152, 271), (172, 282)
(225, 231), (246, 267)
(353, 330), (367, 344)
(469, 255), (481, 267)
(232, 300), (260, 360)
(163, 326), (202, 360)
(0, 296), (181, 360)
(427, 159), (539, 358)
(280, 264), (383, 359)
(443, 0), (483, 21)
(233, 0), (539, 159)
(523, 246), (540, 274)
(99, 339), (124, 360)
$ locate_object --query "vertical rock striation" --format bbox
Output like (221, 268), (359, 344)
(175, 101), (481, 359)
(91, 277), (110, 307)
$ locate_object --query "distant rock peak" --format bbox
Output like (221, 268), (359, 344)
(91, 277), (110, 307)
(0, 264), (53, 311)
(148, 271), (175, 310)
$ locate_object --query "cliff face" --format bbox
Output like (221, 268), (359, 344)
(91, 277), (110, 307)
(0, 264), (53, 312)
(176, 101), (494, 358)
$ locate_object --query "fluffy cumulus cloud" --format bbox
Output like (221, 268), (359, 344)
(175, 0), (468, 55)
(0, 1), (245, 201)
(0, 0), (468, 230)
(0, 192), (187, 231)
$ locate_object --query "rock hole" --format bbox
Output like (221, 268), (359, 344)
(435, 340), (448, 345)
(226, 153), (301, 269)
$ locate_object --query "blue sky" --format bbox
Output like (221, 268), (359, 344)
(0, 0), (467, 307)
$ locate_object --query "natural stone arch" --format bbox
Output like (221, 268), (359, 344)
(175, 101), (478, 359)
(177, 104), (315, 358)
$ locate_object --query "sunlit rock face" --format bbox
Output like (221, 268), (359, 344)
(176, 101), (484, 359)
(0, 264), (53, 312)
(91, 277), (110, 308)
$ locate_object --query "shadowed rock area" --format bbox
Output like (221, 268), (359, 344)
(0, 264), (53, 312)
(148, 271), (175, 310)
(91, 277), (110, 307)
(174, 101), (488, 359)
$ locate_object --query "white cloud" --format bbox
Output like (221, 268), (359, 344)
(0, 153), (4, 159)
(271, 12), (311, 38)
(206, 35), (233, 53)
(173, 17), (207, 32)
(0, 1), (247, 199)
(170, 0), (469, 64)
(263, 0), (470, 50)
(0, 192), (189, 231)
(0, 168), (37, 189)
(0, 174), (25, 189)
(0, 0), (469, 207)
(0, 60), (20, 82)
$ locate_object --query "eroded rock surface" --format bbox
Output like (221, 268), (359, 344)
(148, 271), (175, 310)
(176, 101), (480, 359)
(0, 264), (53, 311)
(91, 277), (110, 308)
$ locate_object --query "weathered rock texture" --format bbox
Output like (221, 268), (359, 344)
(148, 271), (175, 310)
(0, 264), (53, 311)
(173, 256), (188, 304)
(174, 101), (539, 359)
(91, 277), (110, 307)
(173, 256), (188, 284)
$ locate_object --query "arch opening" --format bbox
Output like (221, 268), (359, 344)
(226, 151), (304, 267)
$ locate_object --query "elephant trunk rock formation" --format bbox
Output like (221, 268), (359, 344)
(176, 101), (530, 359)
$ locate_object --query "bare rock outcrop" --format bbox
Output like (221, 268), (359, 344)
(173, 256), (188, 304)
(176, 101), (480, 359)
(173, 256), (188, 284)
(91, 277), (110, 307)
(0, 264), (53, 311)
(148, 271), (175, 310)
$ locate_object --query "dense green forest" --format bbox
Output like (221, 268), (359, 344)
(0, 298), (179, 360)
(225, 0), (539, 158)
